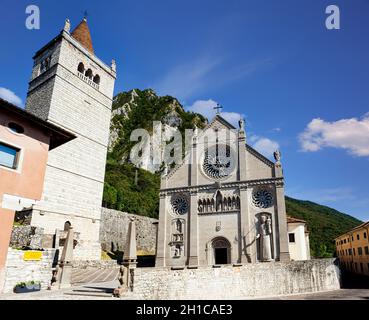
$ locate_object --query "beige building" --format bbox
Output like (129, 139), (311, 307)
(335, 222), (369, 276)
(287, 216), (310, 261)
(155, 115), (292, 267)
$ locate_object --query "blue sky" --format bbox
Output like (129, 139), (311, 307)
(1, 0), (369, 221)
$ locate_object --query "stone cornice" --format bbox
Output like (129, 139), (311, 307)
(159, 177), (284, 195)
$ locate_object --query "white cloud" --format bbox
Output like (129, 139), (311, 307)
(251, 136), (280, 159)
(299, 114), (369, 157)
(0, 87), (23, 107)
(186, 99), (243, 127)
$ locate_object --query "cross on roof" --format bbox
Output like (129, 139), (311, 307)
(84, 10), (88, 19)
(214, 103), (223, 114)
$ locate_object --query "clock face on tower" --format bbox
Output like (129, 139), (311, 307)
(202, 144), (236, 180)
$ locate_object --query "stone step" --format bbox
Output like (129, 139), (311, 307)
(64, 292), (114, 298)
(63, 287), (115, 298)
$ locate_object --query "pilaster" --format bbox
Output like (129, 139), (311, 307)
(275, 182), (290, 262)
(188, 190), (199, 266)
(155, 193), (167, 267)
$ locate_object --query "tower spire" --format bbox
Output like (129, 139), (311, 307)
(71, 17), (94, 54)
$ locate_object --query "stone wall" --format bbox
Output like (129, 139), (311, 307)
(3, 248), (56, 293)
(100, 208), (158, 255)
(131, 258), (341, 299)
(10, 226), (44, 249)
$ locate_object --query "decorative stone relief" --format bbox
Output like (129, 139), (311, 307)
(198, 190), (240, 214)
(170, 219), (185, 258)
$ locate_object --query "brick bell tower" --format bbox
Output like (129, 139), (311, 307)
(25, 17), (117, 260)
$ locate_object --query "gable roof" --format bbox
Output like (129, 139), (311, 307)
(335, 221), (369, 240)
(0, 98), (76, 150)
(208, 114), (237, 130)
(245, 144), (274, 167)
(287, 216), (307, 224)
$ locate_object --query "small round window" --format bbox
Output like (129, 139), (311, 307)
(8, 122), (24, 134)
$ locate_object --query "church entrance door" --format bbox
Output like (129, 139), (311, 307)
(214, 248), (228, 264)
(212, 237), (231, 265)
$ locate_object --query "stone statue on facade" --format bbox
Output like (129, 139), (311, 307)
(239, 118), (245, 132)
(273, 149), (281, 163)
(257, 215), (273, 262)
(64, 18), (71, 33)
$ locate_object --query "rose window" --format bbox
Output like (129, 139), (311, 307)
(171, 194), (189, 215)
(202, 145), (235, 180)
(252, 189), (273, 208)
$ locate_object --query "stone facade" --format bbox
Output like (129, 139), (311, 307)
(156, 115), (290, 267)
(24, 19), (116, 260)
(100, 208), (158, 255)
(2, 248), (56, 293)
(132, 258), (341, 300)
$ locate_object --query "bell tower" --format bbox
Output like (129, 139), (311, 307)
(25, 18), (117, 260)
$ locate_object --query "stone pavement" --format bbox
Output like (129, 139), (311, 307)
(1, 284), (369, 300)
(260, 289), (369, 300)
(71, 268), (119, 285)
(0, 280), (130, 300)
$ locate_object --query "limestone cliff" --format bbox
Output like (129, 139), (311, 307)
(108, 89), (207, 173)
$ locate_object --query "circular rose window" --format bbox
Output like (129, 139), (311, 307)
(171, 194), (189, 215)
(202, 144), (235, 180)
(252, 189), (273, 208)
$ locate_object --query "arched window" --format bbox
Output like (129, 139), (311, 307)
(77, 62), (85, 74)
(93, 74), (100, 85)
(85, 68), (93, 79)
(64, 221), (71, 231)
(198, 200), (203, 213)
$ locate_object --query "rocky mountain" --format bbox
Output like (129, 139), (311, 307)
(108, 89), (207, 173)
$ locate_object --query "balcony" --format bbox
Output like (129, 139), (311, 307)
(77, 72), (99, 90)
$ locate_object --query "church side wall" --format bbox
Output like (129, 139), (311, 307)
(132, 258), (341, 299)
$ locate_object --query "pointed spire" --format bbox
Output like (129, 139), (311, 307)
(71, 17), (94, 54)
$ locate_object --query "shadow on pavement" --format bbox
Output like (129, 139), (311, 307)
(341, 270), (369, 289)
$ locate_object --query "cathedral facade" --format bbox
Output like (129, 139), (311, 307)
(155, 115), (291, 267)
